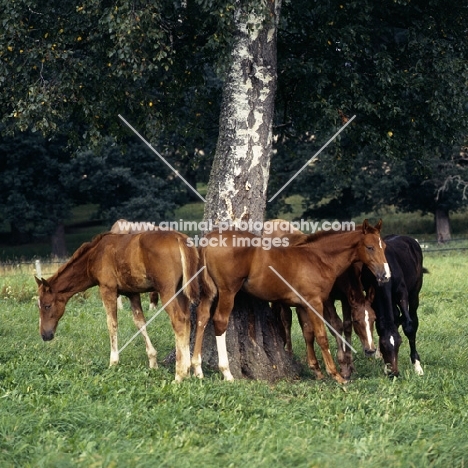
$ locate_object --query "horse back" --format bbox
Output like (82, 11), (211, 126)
(384, 235), (424, 295)
(88, 231), (199, 301)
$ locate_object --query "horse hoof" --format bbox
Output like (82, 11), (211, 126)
(414, 360), (424, 375)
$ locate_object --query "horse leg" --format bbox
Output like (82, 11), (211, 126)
(340, 301), (355, 377)
(273, 302), (292, 353)
(100, 287), (120, 366)
(127, 293), (158, 369)
(324, 299), (353, 380)
(161, 291), (191, 382)
(306, 299), (347, 385)
(211, 291), (236, 381)
(406, 296), (423, 375)
(295, 306), (324, 380)
(191, 293), (214, 379)
(149, 291), (159, 310)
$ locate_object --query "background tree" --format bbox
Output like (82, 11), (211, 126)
(2, 0), (467, 243)
(0, 132), (72, 256)
(0, 0), (221, 250)
(268, 0), (468, 239)
(67, 140), (182, 225)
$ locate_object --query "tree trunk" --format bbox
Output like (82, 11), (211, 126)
(203, 3), (280, 229)
(191, 292), (299, 380)
(435, 206), (451, 243)
(51, 222), (67, 258)
(194, 0), (300, 381)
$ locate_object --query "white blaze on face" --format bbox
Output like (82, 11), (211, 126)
(364, 310), (373, 348)
(390, 335), (395, 347)
(379, 238), (382, 249)
(384, 262), (391, 279)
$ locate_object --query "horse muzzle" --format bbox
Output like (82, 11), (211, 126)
(41, 330), (55, 341)
(374, 262), (391, 285)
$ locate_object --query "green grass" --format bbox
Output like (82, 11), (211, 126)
(1, 251), (468, 467)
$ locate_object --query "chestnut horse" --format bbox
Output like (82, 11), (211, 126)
(265, 220), (377, 379)
(192, 220), (390, 384)
(110, 219), (159, 309)
(35, 231), (199, 382)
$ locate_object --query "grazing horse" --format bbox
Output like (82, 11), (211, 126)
(192, 220), (390, 384)
(265, 220), (377, 379)
(362, 234), (426, 377)
(35, 231), (199, 382)
(110, 219), (159, 310)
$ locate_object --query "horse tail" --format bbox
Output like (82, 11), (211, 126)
(198, 246), (218, 302)
(178, 237), (200, 306)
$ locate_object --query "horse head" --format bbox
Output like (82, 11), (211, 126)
(379, 328), (403, 378)
(35, 276), (66, 341)
(358, 220), (391, 285)
(348, 286), (377, 356)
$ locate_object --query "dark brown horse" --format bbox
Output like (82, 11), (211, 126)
(265, 220), (377, 379)
(35, 231), (199, 382)
(192, 220), (390, 384)
(362, 234), (426, 377)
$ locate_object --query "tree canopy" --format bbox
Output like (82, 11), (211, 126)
(269, 0), (468, 224)
(1, 0), (467, 247)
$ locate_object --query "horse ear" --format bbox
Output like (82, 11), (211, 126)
(34, 276), (42, 287)
(375, 219), (383, 231)
(348, 289), (357, 306)
(362, 219), (369, 233)
(41, 278), (52, 292)
(367, 285), (375, 303)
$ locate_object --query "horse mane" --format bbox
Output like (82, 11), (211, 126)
(53, 233), (111, 278)
(296, 224), (366, 245)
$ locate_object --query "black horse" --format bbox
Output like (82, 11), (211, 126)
(362, 235), (427, 377)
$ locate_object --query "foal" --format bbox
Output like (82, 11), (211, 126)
(193, 220), (389, 384)
(110, 219), (159, 310)
(265, 220), (377, 379)
(36, 231), (199, 382)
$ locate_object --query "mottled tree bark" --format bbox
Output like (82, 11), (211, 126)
(204, 2), (279, 231)
(194, 0), (300, 381)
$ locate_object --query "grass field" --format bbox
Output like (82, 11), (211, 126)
(0, 249), (467, 467)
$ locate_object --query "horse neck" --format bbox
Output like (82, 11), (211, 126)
(49, 252), (95, 300)
(309, 231), (361, 279)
